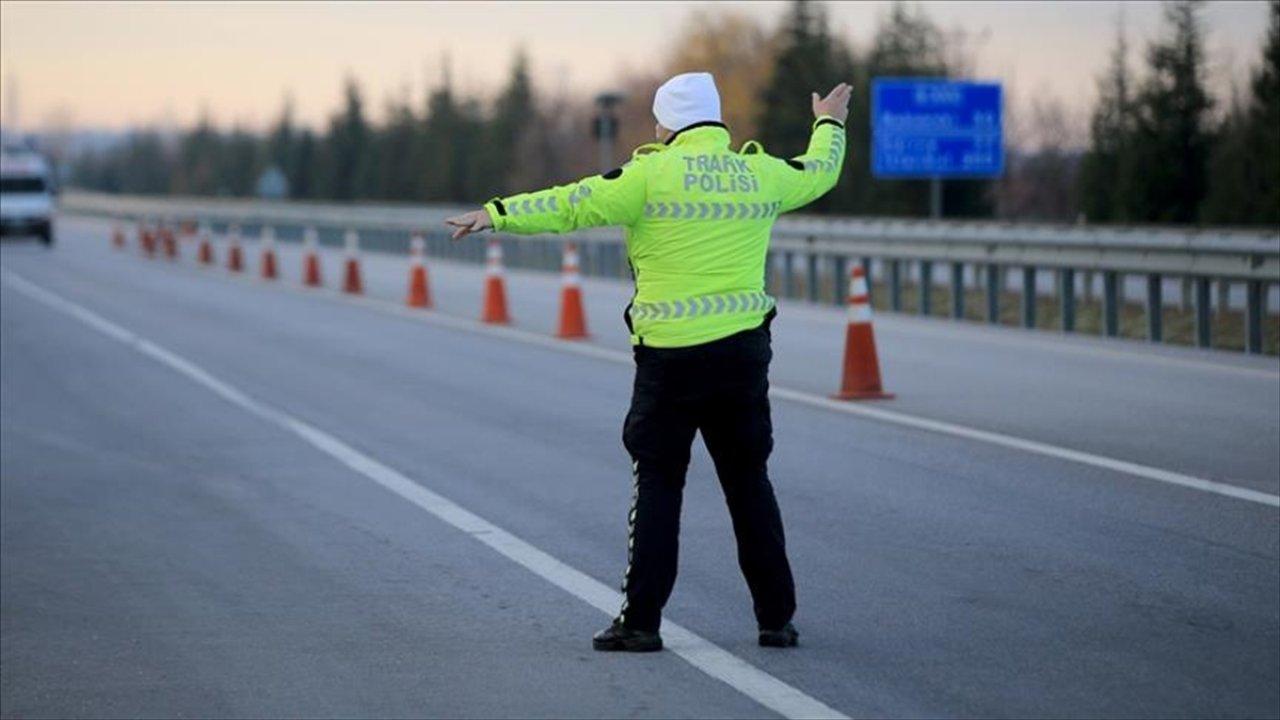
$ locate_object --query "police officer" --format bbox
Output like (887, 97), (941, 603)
(446, 72), (850, 652)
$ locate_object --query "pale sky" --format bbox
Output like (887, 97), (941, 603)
(0, 0), (1271, 136)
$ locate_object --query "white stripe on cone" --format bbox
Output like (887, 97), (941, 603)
(486, 241), (504, 277)
(852, 274), (868, 297)
(848, 303), (873, 323)
(410, 234), (425, 267)
(847, 268), (873, 323)
(562, 245), (580, 287)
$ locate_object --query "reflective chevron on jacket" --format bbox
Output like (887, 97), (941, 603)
(643, 201), (782, 220)
(628, 291), (776, 321)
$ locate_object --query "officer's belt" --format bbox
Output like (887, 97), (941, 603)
(628, 291), (776, 321)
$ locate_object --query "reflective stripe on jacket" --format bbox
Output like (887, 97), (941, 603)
(484, 116), (846, 348)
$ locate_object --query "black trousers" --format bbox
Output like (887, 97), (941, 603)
(617, 313), (795, 633)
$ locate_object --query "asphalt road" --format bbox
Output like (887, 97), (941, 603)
(1, 216), (1277, 719)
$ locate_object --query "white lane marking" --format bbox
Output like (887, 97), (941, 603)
(187, 265), (1280, 510)
(767, 388), (1280, 508)
(869, 315), (1280, 382)
(0, 270), (849, 720)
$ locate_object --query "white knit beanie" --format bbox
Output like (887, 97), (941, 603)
(652, 72), (722, 132)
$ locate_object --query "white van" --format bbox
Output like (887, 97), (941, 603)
(0, 147), (56, 245)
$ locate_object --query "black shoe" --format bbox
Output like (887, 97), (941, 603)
(593, 620), (663, 652)
(759, 623), (799, 648)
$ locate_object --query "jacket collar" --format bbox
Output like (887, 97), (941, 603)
(664, 121), (730, 147)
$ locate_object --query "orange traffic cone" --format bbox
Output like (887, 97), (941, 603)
(161, 224), (178, 261)
(142, 222), (157, 257)
(227, 225), (244, 273)
(481, 239), (511, 324)
(556, 242), (589, 339)
(405, 233), (432, 308)
(833, 265), (894, 400)
(302, 227), (323, 287)
(197, 225), (214, 265)
(112, 224), (125, 250)
(342, 229), (364, 295)
(259, 226), (278, 280)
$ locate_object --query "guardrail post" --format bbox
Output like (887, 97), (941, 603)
(919, 260), (933, 316)
(862, 257), (874, 306)
(1194, 277), (1212, 348)
(1146, 273), (1163, 342)
(985, 264), (1000, 324)
(832, 255), (847, 306)
(783, 251), (795, 299)
(1022, 266), (1037, 329)
(1060, 268), (1076, 332)
(1103, 271), (1120, 337)
(889, 259), (903, 312)
(950, 262), (965, 319)
(806, 240), (819, 303)
(1246, 280), (1264, 354)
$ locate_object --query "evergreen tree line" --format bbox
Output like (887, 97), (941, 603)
(1079, 0), (1279, 226)
(69, 0), (1279, 226)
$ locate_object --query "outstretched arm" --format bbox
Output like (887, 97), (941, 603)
(768, 83), (852, 214)
(445, 163), (647, 240)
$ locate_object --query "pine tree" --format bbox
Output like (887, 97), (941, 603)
(265, 96), (295, 197)
(267, 96), (295, 173)
(1246, 0), (1280, 224)
(1127, 0), (1214, 224)
(1079, 14), (1135, 223)
(757, 1), (840, 159)
(216, 127), (261, 197)
(418, 58), (485, 203)
(376, 93), (419, 200)
(291, 129), (316, 200)
(173, 109), (220, 195)
(757, 0), (852, 213)
(119, 131), (169, 195)
(486, 50), (536, 195)
(1205, 0), (1280, 225)
(322, 78), (371, 200)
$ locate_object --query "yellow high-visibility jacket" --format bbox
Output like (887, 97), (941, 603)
(483, 117), (846, 347)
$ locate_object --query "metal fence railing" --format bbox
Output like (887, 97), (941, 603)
(61, 191), (1280, 354)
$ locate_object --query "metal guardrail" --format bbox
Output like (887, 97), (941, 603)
(60, 191), (1280, 354)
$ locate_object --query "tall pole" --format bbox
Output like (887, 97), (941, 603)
(598, 129), (615, 174)
(593, 92), (625, 173)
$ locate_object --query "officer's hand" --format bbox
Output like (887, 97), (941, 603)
(444, 209), (493, 240)
(811, 83), (852, 124)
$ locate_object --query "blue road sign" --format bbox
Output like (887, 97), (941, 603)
(872, 79), (1003, 178)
